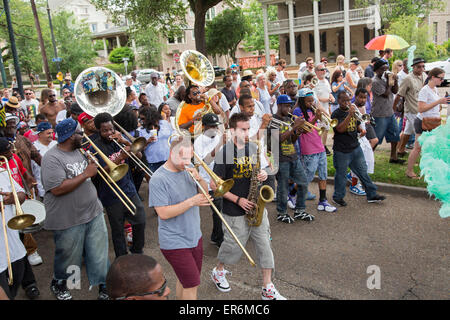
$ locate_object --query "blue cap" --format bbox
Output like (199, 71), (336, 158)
(297, 88), (314, 98)
(37, 121), (52, 133)
(276, 94), (295, 105)
(55, 118), (78, 143)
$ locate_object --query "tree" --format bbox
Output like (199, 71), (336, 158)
(242, 0), (279, 55)
(205, 8), (250, 62)
(131, 29), (165, 68)
(109, 47), (135, 64)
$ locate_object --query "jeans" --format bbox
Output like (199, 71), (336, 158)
(333, 147), (378, 200)
(105, 194), (146, 257)
(53, 213), (109, 286)
(209, 191), (223, 245)
(276, 159), (308, 214)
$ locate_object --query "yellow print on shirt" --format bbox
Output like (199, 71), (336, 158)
(280, 124), (296, 156)
(233, 154), (257, 179)
(347, 116), (357, 132)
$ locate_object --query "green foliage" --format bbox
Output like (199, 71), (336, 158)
(131, 28), (164, 68)
(108, 47), (135, 64)
(205, 8), (250, 61)
(104, 63), (135, 75)
(241, 0), (279, 54)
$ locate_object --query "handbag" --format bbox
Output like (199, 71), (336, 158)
(421, 117), (441, 131)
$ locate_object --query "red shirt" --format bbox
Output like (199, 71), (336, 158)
(0, 154), (26, 187)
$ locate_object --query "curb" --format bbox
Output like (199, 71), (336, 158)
(313, 176), (431, 199)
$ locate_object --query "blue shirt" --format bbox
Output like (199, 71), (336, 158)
(331, 82), (346, 104)
(137, 120), (173, 164)
(62, 82), (74, 93)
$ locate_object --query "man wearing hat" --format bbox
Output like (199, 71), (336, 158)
(346, 57), (360, 95)
(41, 118), (109, 300)
(144, 72), (167, 108)
(194, 113), (225, 247)
(39, 90), (66, 128)
(393, 57), (427, 166)
(371, 58), (404, 164)
(62, 76), (74, 93)
(4, 96), (26, 122)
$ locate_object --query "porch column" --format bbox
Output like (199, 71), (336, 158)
(262, 4), (271, 67)
(102, 37), (108, 58)
(373, 2), (381, 57)
(343, 0), (351, 61)
(116, 35), (121, 48)
(286, 0), (296, 66)
(313, 0), (321, 63)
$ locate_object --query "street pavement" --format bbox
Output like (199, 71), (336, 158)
(14, 181), (448, 300)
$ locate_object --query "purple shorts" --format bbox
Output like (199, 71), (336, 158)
(160, 237), (203, 288)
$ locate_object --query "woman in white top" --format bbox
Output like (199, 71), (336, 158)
(256, 73), (273, 114)
(406, 67), (448, 179)
(335, 55), (346, 78)
(345, 58), (360, 95)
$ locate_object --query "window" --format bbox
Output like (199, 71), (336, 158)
(312, 1), (322, 14)
(447, 21), (450, 41)
(309, 34), (314, 53)
(339, 0), (344, 11)
(320, 32), (326, 52)
(364, 27), (371, 45)
(104, 23), (109, 30)
(296, 35), (302, 54)
(433, 22), (438, 43)
(81, 7), (88, 14)
(286, 37), (290, 55)
(206, 7), (216, 20)
(91, 23), (97, 32)
(192, 29), (195, 40)
(168, 32), (185, 44)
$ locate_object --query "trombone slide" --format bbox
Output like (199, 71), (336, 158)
(0, 194), (13, 285)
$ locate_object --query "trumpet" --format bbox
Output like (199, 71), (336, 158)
(111, 139), (153, 178)
(288, 113), (324, 135)
(351, 104), (371, 122)
(310, 104), (338, 127)
(311, 77), (319, 86)
(0, 156), (35, 230)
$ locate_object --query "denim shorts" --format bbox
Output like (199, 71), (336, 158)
(374, 114), (400, 144)
(301, 151), (328, 182)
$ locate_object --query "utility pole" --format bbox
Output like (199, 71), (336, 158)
(46, 0), (62, 96)
(30, 0), (52, 84)
(3, 0), (24, 98)
(0, 8), (8, 88)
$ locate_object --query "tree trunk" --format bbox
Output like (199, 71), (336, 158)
(194, 9), (207, 55)
(30, 0), (51, 83)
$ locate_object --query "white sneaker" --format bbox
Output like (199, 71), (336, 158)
(28, 251), (43, 266)
(261, 283), (287, 300)
(211, 267), (231, 292)
(287, 195), (296, 209)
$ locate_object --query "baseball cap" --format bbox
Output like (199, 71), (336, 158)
(55, 118), (78, 143)
(276, 94), (295, 105)
(150, 72), (159, 78)
(202, 113), (221, 126)
(373, 59), (388, 71)
(37, 121), (52, 133)
(297, 88), (314, 98)
(78, 112), (94, 125)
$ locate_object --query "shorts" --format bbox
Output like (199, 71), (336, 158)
(301, 151), (328, 183)
(160, 237), (203, 288)
(413, 117), (423, 135)
(373, 114), (400, 144)
(365, 123), (377, 141)
(404, 113), (418, 135)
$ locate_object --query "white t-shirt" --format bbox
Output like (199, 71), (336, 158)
(397, 70), (408, 87)
(417, 85), (441, 119)
(346, 69), (360, 93)
(0, 171), (27, 273)
(229, 99), (265, 119)
(34, 140), (57, 156)
(275, 70), (286, 86)
(20, 98), (39, 118)
(33, 140), (57, 197)
(145, 82), (166, 107)
(313, 79), (332, 111)
(194, 134), (221, 191)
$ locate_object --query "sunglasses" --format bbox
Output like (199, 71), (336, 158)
(316, 69), (326, 71)
(115, 279), (167, 300)
(191, 91), (201, 96)
(25, 92), (32, 95)
(48, 94), (56, 97)
(436, 76), (444, 81)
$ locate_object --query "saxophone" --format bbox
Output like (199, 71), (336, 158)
(246, 140), (275, 227)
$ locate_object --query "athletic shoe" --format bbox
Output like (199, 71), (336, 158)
(332, 198), (347, 207)
(24, 284), (40, 300)
(287, 195), (296, 209)
(211, 267), (231, 292)
(50, 279), (72, 300)
(346, 172), (352, 183)
(261, 283), (287, 300)
(406, 144), (414, 150)
(306, 191), (316, 200)
(98, 284), (109, 300)
(317, 200), (337, 213)
(367, 194), (386, 203)
(293, 209), (315, 221)
(28, 251), (43, 266)
(277, 213), (294, 224)
(349, 183), (366, 196)
(126, 231), (133, 246)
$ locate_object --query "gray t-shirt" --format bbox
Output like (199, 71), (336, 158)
(148, 165), (201, 250)
(371, 76), (394, 117)
(41, 146), (103, 230)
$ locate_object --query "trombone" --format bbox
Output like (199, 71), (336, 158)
(0, 156), (35, 230)
(0, 192), (13, 285)
(288, 113), (324, 135)
(79, 149), (136, 216)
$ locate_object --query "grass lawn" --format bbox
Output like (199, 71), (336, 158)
(326, 148), (428, 188)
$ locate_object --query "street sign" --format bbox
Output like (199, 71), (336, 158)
(173, 53), (180, 63)
(52, 57), (62, 62)
(56, 72), (63, 81)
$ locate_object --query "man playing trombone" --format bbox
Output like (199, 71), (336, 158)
(90, 113), (146, 258)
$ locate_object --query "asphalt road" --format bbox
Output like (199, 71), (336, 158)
(13, 180), (448, 301)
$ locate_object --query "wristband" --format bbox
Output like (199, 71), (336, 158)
(236, 197), (241, 205)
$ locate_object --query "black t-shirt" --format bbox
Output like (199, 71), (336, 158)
(272, 114), (298, 162)
(90, 136), (136, 207)
(213, 141), (258, 217)
(221, 87), (237, 103)
(331, 108), (360, 153)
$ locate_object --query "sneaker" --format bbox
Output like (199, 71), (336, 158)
(98, 284), (109, 300)
(332, 198), (347, 207)
(50, 279), (72, 300)
(262, 283), (287, 300)
(306, 191), (316, 200)
(293, 209), (315, 221)
(367, 194), (386, 203)
(287, 195), (296, 209)
(277, 213), (294, 224)
(24, 284), (40, 300)
(406, 144), (414, 150)
(211, 267), (231, 292)
(317, 200), (337, 213)
(346, 172), (352, 183)
(349, 183), (366, 196)
(126, 231), (133, 246)
(28, 251), (43, 266)
(210, 239), (222, 248)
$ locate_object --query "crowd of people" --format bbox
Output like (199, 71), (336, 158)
(0, 49), (447, 301)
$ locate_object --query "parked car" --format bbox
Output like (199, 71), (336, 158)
(424, 58), (450, 86)
(213, 66), (226, 77)
(135, 69), (158, 84)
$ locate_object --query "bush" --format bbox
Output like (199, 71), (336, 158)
(108, 47), (135, 64)
(103, 63), (135, 75)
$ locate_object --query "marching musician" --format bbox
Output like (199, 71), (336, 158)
(91, 113), (146, 258)
(41, 118), (109, 300)
(210, 113), (286, 300)
(148, 135), (211, 300)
